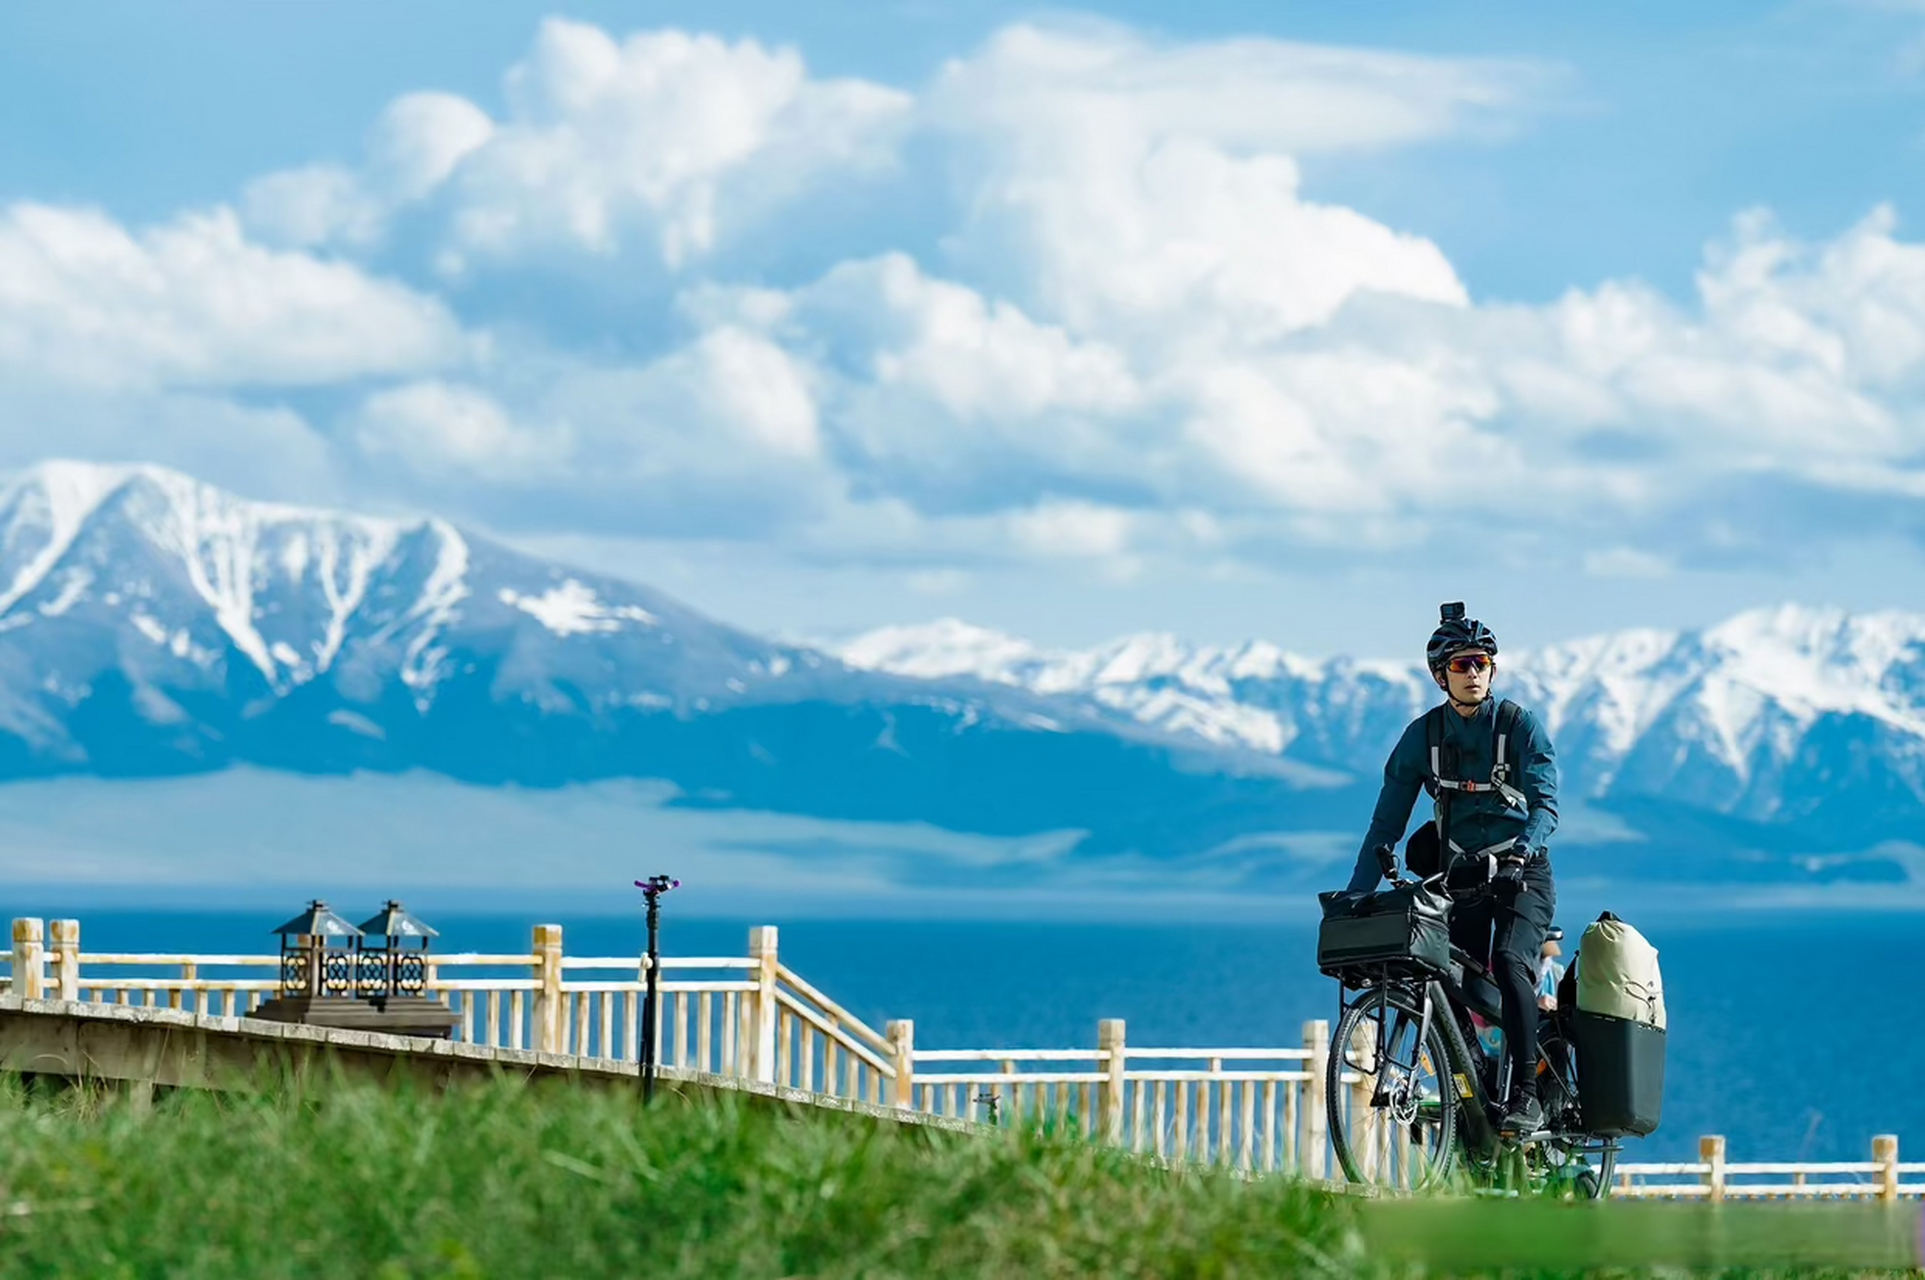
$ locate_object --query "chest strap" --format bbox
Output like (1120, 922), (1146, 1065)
(1427, 700), (1529, 811)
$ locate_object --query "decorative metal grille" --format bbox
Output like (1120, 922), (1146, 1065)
(280, 952), (309, 997)
(357, 950), (389, 996)
(322, 951), (354, 996)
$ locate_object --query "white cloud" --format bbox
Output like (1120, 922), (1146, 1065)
(0, 381), (339, 503)
(1499, 209), (1920, 472)
(518, 326), (827, 468)
(805, 254), (1140, 421)
(352, 381), (563, 482)
(368, 92), (497, 203)
(926, 24), (1493, 342)
(775, 254), (1150, 508)
(931, 21), (1527, 157)
(1008, 500), (1134, 557)
(1583, 547), (1672, 579)
(242, 94), (496, 251)
(241, 165), (385, 249)
(342, 325), (831, 527)
(22, 14), (1925, 589)
(465, 21), (908, 265)
(245, 20), (909, 272)
(0, 203), (465, 388)
(906, 568), (972, 596)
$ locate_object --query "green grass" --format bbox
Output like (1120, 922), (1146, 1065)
(2, 1076), (1919, 1278)
(0, 1076), (1347, 1279)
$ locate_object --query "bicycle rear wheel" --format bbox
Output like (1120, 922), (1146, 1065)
(1575, 1143), (1616, 1199)
(1328, 986), (1457, 1190)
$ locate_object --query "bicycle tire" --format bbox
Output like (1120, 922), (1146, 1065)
(1328, 986), (1458, 1191)
(1583, 1143), (1616, 1199)
(1473, 1132), (1617, 1199)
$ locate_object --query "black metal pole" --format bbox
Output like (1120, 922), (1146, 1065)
(642, 893), (662, 1102)
(634, 876), (678, 1103)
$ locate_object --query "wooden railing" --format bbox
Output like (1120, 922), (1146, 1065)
(1615, 1135), (1924, 1201)
(902, 1021), (1322, 1176)
(1, 918), (889, 1092)
(4, 916), (1918, 1196)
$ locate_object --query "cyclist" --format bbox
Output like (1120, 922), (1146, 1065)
(1344, 603), (1559, 1136)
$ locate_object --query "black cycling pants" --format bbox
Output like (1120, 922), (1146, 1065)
(1448, 856), (1556, 1101)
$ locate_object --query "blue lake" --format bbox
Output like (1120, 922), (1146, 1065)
(7, 904), (1913, 1165)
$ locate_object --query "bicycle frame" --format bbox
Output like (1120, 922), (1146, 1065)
(1341, 969), (1496, 1160)
(1327, 861), (1621, 1193)
(1339, 966), (1620, 1188)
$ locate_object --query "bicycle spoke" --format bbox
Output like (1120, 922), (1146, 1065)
(1330, 986), (1457, 1191)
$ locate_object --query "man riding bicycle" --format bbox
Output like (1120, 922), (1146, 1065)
(1344, 603), (1559, 1137)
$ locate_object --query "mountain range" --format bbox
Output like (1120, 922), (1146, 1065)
(840, 609), (1925, 888)
(0, 459), (1918, 900)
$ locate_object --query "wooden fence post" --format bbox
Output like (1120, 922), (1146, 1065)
(1098, 1019), (1127, 1146)
(1302, 1018), (1330, 1181)
(887, 1019), (915, 1108)
(10, 918), (44, 1000)
(50, 918), (79, 1002)
(750, 926), (780, 1084)
(1700, 1134), (1726, 1203)
(1875, 1134), (1899, 1203)
(532, 924), (564, 1054)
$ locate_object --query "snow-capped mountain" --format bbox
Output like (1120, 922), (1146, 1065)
(0, 459), (1916, 894)
(842, 610), (1925, 877)
(0, 461), (1319, 864)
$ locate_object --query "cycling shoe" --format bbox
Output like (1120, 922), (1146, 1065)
(1499, 1093), (1545, 1137)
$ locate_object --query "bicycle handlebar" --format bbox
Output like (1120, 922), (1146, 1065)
(1383, 851), (1506, 900)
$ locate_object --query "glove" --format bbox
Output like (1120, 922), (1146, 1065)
(1493, 858), (1529, 898)
(1373, 844), (1398, 881)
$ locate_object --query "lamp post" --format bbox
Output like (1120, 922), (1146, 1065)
(353, 900), (458, 1037)
(357, 900), (438, 1001)
(271, 900), (363, 1001)
(249, 900), (363, 1027)
(250, 899), (455, 1037)
(634, 876), (679, 1102)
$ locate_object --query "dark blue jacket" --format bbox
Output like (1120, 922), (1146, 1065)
(1346, 696), (1559, 893)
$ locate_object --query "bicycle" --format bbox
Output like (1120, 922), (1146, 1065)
(1319, 852), (1619, 1198)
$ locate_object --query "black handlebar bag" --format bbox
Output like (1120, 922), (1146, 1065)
(1317, 883), (1452, 981)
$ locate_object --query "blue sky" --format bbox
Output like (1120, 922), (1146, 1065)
(7, 1), (1925, 656)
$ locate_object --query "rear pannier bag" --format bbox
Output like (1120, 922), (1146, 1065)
(1317, 883), (1451, 981)
(1572, 912), (1666, 1138)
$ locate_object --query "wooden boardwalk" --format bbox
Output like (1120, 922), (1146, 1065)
(5, 915), (1918, 1200)
(0, 992), (967, 1135)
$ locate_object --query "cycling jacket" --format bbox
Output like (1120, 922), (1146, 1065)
(1346, 696), (1560, 893)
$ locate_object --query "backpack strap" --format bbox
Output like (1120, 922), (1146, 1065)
(1489, 699), (1528, 811)
(1429, 698), (1530, 811)
(1422, 703), (1450, 798)
(1426, 703), (1454, 861)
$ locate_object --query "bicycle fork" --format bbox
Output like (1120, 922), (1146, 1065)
(1371, 989), (1439, 1113)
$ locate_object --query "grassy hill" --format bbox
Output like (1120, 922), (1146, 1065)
(0, 1074), (1916, 1277)
(0, 1076), (1341, 1278)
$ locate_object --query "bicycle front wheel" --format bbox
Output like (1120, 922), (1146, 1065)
(1328, 986), (1457, 1191)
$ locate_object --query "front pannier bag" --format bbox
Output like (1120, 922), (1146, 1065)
(1317, 883), (1451, 981)
(1572, 912), (1666, 1137)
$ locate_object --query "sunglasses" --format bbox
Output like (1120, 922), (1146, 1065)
(1446, 654), (1493, 674)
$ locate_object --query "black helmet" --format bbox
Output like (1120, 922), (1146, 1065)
(1427, 601), (1499, 673)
